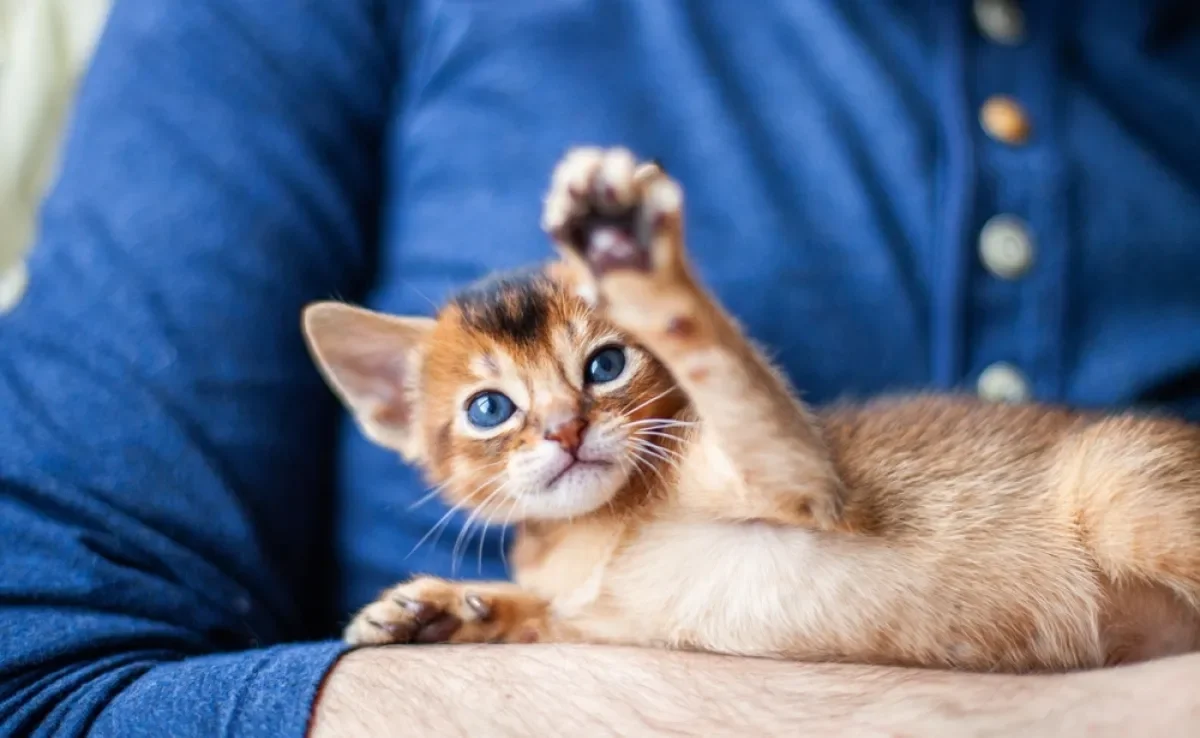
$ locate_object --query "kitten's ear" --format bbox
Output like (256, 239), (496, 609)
(302, 302), (435, 461)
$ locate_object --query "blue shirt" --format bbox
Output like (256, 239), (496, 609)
(2, 1), (1198, 734)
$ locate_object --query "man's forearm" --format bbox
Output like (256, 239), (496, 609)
(310, 646), (1200, 737)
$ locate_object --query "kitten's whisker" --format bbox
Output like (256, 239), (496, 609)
(407, 487), (445, 512)
(624, 414), (694, 424)
(406, 475), (497, 560)
(408, 461), (506, 511)
(625, 420), (696, 431)
(499, 517), (511, 572)
(634, 429), (686, 443)
(632, 450), (672, 492)
(507, 497), (529, 574)
(452, 502), (485, 576)
(632, 431), (687, 460)
(421, 492), (487, 558)
(453, 482), (510, 576)
(450, 524), (470, 577)
(628, 444), (682, 493)
(623, 438), (658, 472)
(407, 498), (472, 561)
(622, 419), (695, 450)
(632, 443), (686, 465)
(477, 511), (493, 576)
(624, 440), (674, 491)
(623, 418), (697, 431)
(499, 496), (521, 573)
(629, 437), (681, 467)
(406, 283), (441, 312)
(620, 384), (680, 418)
(474, 481), (516, 575)
(428, 509), (465, 553)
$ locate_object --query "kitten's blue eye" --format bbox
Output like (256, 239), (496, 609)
(585, 346), (627, 385)
(466, 391), (516, 428)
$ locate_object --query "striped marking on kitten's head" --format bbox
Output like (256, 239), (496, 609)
(303, 264), (685, 522)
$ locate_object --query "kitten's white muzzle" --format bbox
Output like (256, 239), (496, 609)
(506, 428), (630, 519)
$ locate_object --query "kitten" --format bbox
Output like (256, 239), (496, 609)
(303, 147), (1200, 672)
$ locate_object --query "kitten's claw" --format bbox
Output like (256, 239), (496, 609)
(542, 147), (683, 278)
(343, 578), (492, 646)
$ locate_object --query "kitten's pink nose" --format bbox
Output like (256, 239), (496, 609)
(544, 416), (588, 455)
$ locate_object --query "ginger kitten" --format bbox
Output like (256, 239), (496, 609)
(303, 147), (1200, 672)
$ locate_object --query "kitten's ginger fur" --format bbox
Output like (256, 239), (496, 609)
(304, 147), (1200, 672)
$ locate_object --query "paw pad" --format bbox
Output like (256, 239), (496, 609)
(542, 147), (681, 276)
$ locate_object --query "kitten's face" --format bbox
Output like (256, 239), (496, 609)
(303, 267), (683, 523)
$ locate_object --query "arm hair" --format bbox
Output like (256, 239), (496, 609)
(311, 646), (1200, 737)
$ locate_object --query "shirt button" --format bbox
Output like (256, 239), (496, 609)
(979, 215), (1034, 279)
(980, 96), (1031, 145)
(0, 261), (30, 316)
(974, 0), (1026, 45)
(977, 362), (1031, 404)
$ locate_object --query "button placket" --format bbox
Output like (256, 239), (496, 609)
(965, 1), (1063, 404)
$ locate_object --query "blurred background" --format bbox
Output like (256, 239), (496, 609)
(0, 0), (110, 314)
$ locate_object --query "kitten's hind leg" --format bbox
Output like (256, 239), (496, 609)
(1063, 418), (1200, 620)
(542, 147), (848, 531)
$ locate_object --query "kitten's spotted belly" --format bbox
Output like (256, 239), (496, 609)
(589, 521), (1198, 670)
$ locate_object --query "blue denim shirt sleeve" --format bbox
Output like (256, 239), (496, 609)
(0, 1), (394, 734)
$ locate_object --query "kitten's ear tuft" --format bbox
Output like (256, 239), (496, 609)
(302, 301), (435, 460)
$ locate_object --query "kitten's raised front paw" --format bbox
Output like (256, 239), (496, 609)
(343, 577), (493, 646)
(542, 147), (685, 279)
(542, 147), (701, 339)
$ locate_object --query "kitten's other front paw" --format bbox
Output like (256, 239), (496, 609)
(343, 577), (494, 646)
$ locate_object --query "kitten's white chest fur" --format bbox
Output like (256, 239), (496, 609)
(609, 521), (894, 656)
(558, 515), (1199, 669)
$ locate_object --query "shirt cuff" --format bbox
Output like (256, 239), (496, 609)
(89, 641), (350, 737)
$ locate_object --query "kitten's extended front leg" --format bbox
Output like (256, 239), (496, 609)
(542, 147), (847, 531)
(344, 577), (573, 646)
